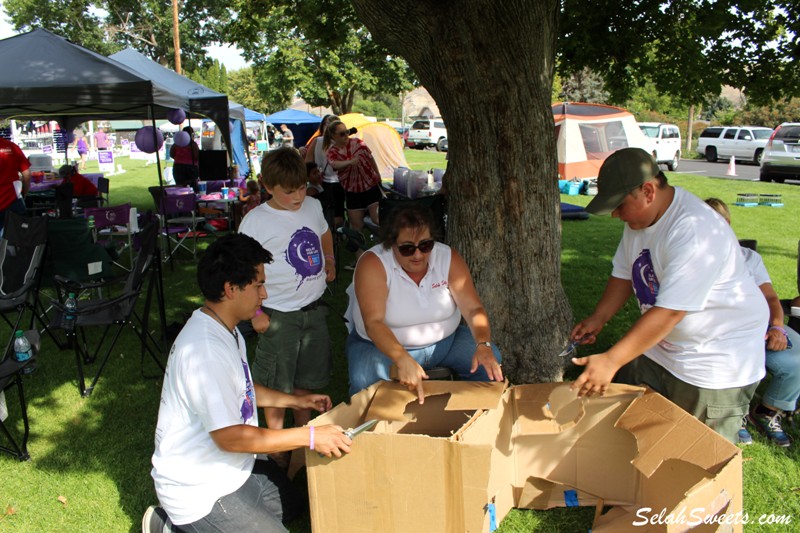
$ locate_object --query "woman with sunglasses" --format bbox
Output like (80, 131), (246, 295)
(324, 120), (382, 252)
(345, 205), (503, 403)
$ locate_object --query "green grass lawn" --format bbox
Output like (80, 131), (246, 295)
(1, 152), (799, 532)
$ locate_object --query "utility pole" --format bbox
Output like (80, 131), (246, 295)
(172, 0), (182, 74)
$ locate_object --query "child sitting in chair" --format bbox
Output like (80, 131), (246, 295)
(238, 179), (262, 216)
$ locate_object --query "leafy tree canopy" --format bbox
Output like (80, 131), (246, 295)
(559, 0), (800, 106)
(3, 0), (228, 70)
(223, 0), (414, 114)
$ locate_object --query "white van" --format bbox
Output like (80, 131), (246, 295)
(637, 122), (682, 170)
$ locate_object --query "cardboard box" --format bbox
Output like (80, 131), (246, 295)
(306, 382), (742, 533)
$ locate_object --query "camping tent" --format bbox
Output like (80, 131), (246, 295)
(109, 48), (243, 167)
(552, 102), (649, 180)
(339, 114), (409, 181)
(264, 109), (322, 147)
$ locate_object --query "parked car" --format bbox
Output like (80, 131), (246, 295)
(638, 122), (682, 170)
(407, 118), (448, 151)
(759, 123), (800, 183)
(696, 125), (773, 164)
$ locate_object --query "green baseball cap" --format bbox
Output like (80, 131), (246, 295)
(586, 148), (659, 215)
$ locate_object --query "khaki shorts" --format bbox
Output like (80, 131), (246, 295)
(250, 305), (331, 394)
(616, 355), (758, 444)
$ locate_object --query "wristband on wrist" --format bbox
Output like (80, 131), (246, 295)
(768, 326), (787, 336)
(324, 254), (335, 262)
(309, 426), (315, 450)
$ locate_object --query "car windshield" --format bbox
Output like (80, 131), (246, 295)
(411, 120), (429, 130)
(639, 125), (659, 138)
(753, 129), (773, 140)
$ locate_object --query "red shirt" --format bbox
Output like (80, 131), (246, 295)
(70, 172), (99, 197)
(327, 138), (380, 193)
(0, 138), (31, 210)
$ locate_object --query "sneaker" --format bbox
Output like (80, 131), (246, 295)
(748, 407), (792, 448)
(738, 417), (753, 445)
(142, 505), (172, 533)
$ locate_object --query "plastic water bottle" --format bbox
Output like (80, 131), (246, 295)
(13, 330), (32, 364)
(65, 292), (77, 323)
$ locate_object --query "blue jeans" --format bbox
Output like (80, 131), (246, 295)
(762, 325), (800, 412)
(346, 325), (502, 396)
(174, 459), (301, 533)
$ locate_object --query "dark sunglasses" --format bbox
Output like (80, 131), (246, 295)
(396, 239), (435, 256)
(335, 130), (349, 137)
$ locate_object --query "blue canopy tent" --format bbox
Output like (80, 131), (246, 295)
(264, 109), (322, 147)
(245, 108), (267, 122)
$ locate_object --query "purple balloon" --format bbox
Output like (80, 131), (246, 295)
(167, 108), (186, 125)
(173, 130), (191, 147)
(134, 126), (164, 154)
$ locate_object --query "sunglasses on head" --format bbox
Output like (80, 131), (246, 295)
(396, 239), (435, 256)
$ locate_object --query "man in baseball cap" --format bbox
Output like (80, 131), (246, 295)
(567, 148), (769, 444)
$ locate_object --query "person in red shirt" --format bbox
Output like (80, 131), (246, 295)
(0, 138), (31, 233)
(58, 164), (99, 197)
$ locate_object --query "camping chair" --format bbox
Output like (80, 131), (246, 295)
(158, 193), (205, 261)
(45, 217), (115, 285)
(0, 330), (40, 460)
(83, 203), (138, 271)
(0, 212), (52, 353)
(48, 220), (165, 397)
(96, 176), (110, 206)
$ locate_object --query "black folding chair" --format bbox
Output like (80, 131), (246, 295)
(0, 212), (52, 351)
(49, 219), (165, 397)
(0, 330), (39, 461)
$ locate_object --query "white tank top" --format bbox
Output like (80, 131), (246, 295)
(349, 242), (461, 349)
(313, 137), (340, 184)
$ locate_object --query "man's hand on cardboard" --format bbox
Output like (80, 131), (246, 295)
(396, 355), (429, 404)
(252, 311), (270, 334)
(570, 352), (619, 397)
(471, 345), (503, 381)
(314, 425), (352, 457)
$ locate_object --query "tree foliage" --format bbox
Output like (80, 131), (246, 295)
(223, 0), (413, 114)
(3, 0), (228, 70)
(559, 0), (800, 106)
(226, 68), (272, 113)
(186, 60), (228, 94)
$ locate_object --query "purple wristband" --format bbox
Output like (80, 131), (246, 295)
(768, 326), (787, 336)
(309, 426), (315, 450)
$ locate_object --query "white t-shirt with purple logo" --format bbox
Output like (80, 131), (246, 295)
(239, 197), (329, 312)
(611, 187), (768, 389)
(151, 310), (257, 525)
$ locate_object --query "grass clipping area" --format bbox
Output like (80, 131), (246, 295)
(2, 157), (800, 532)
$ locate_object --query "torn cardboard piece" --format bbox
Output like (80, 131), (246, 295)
(306, 381), (742, 533)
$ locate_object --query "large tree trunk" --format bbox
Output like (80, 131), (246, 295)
(352, 0), (570, 382)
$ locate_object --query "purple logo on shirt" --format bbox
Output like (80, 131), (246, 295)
(632, 249), (659, 310)
(285, 226), (322, 285)
(241, 361), (255, 422)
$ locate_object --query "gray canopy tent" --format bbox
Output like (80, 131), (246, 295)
(0, 28), (236, 163)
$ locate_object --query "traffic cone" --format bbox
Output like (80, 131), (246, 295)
(726, 155), (737, 176)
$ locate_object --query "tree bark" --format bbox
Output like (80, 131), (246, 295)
(351, 0), (570, 382)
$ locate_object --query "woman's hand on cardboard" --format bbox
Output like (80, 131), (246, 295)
(396, 355), (429, 404)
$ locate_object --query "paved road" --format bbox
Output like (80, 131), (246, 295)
(673, 158), (800, 185)
(672, 158), (760, 181)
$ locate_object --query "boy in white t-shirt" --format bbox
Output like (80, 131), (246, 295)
(145, 233), (350, 532)
(238, 148), (336, 467)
